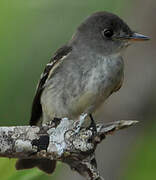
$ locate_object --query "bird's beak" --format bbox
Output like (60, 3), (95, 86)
(116, 32), (150, 41)
(128, 32), (150, 41)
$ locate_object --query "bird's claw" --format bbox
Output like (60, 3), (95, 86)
(87, 114), (97, 136)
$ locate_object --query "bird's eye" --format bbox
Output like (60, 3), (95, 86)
(102, 29), (114, 38)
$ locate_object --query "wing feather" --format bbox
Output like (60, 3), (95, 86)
(30, 45), (72, 125)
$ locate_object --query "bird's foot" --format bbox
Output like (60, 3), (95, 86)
(74, 113), (88, 133)
(88, 114), (97, 136)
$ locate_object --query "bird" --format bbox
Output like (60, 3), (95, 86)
(15, 11), (149, 174)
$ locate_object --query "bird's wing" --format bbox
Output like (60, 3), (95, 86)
(30, 45), (72, 125)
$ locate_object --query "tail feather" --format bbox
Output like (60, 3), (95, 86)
(16, 159), (56, 174)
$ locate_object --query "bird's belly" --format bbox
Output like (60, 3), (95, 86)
(41, 56), (124, 123)
(72, 77), (121, 115)
(41, 74), (122, 123)
(41, 89), (107, 122)
(70, 90), (109, 116)
(77, 60), (124, 114)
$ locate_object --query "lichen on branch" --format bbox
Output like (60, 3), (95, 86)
(0, 116), (138, 180)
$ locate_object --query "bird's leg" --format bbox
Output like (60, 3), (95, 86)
(74, 113), (88, 133)
(88, 114), (97, 134)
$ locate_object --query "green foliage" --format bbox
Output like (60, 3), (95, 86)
(122, 121), (156, 180)
(0, 158), (60, 180)
(0, 0), (125, 179)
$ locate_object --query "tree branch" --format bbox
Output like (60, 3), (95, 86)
(0, 117), (138, 180)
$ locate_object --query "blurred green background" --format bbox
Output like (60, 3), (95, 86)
(0, 0), (155, 180)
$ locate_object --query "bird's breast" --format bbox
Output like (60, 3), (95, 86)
(70, 54), (124, 115)
(85, 55), (124, 95)
(41, 54), (124, 121)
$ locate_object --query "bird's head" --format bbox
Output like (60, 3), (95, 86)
(72, 11), (150, 55)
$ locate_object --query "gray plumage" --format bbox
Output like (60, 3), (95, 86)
(16, 11), (149, 174)
(40, 11), (131, 123)
(41, 50), (124, 123)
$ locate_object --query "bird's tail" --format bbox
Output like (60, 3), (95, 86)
(16, 158), (56, 174)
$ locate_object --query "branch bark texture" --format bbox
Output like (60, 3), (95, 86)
(0, 117), (138, 180)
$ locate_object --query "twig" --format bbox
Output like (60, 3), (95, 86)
(0, 117), (138, 180)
